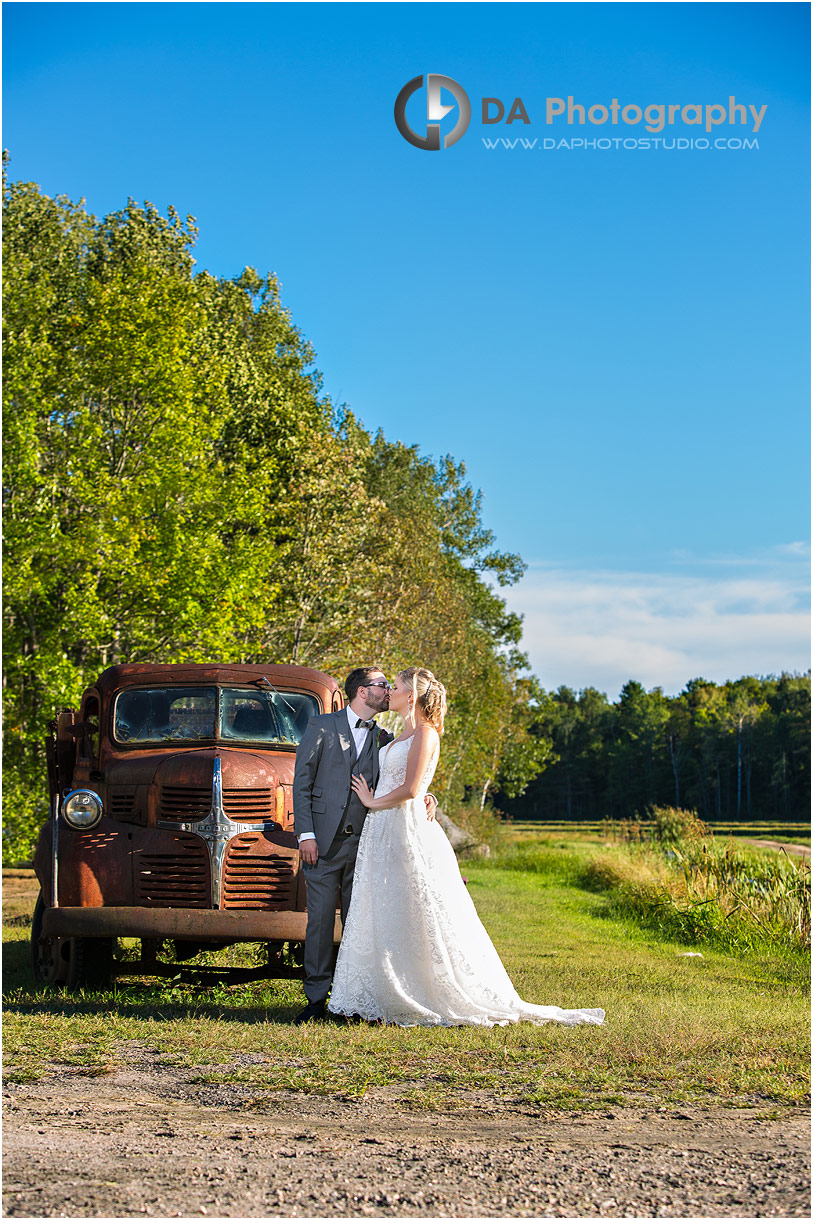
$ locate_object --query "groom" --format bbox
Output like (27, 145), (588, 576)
(292, 665), (435, 1023)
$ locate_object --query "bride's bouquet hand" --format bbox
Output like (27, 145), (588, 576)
(350, 774), (375, 807)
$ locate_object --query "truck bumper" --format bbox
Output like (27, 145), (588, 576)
(41, 906), (340, 943)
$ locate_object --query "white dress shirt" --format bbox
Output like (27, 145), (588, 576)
(298, 706), (376, 844)
(348, 706), (376, 760)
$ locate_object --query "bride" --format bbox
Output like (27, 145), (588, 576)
(327, 667), (605, 1028)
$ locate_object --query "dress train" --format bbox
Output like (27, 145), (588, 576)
(328, 738), (605, 1028)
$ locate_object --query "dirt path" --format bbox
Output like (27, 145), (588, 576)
(3, 872), (810, 1217)
(746, 840), (810, 858)
(3, 1055), (809, 1218)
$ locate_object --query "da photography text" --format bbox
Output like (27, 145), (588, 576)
(485, 95), (767, 134)
(395, 75), (767, 152)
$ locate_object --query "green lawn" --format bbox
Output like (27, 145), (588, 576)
(3, 832), (809, 1113)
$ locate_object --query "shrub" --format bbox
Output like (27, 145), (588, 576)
(650, 805), (709, 845)
(585, 825), (810, 953)
(448, 804), (509, 852)
(604, 806), (708, 846)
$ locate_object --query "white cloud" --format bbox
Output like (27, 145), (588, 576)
(503, 555), (810, 698)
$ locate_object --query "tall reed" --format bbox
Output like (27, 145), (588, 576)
(589, 808), (810, 952)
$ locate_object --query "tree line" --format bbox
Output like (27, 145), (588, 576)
(4, 168), (809, 863)
(2, 168), (548, 862)
(496, 673), (811, 824)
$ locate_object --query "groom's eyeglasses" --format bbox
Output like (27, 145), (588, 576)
(362, 681), (391, 691)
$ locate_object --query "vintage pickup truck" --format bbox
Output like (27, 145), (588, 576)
(31, 662), (343, 989)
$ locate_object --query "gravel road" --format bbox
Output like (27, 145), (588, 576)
(3, 1053), (809, 1219)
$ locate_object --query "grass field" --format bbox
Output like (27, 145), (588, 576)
(511, 821), (811, 846)
(3, 828), (809, 1114)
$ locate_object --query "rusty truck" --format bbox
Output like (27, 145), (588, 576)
(31, 662), (342, 989)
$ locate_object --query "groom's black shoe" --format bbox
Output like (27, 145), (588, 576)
(294, 1000), (327, 1025)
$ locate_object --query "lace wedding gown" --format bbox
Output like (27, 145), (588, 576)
(328, 737), (605, 1027)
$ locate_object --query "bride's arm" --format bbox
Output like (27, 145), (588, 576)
(350, 726), (439, 811)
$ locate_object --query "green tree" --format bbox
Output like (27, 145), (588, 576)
(608, 681), (670, 816)
(3, 171), (544, 860)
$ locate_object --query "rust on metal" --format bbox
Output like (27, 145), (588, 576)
(32, 662), (345, 985)
(41, 905), (342, 943)
(93, 661), (338, 700)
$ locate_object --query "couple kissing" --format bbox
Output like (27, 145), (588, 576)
(292, 664), (605, 1029)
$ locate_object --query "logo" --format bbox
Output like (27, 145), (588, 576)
(394, 75), (471, 150)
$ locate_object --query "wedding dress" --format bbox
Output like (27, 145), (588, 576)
(327, 737), (605, 1027)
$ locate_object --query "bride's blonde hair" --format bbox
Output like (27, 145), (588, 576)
(399, 667), (447, 735)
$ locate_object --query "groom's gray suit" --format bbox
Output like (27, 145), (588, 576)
(293, 707), (393, 1004)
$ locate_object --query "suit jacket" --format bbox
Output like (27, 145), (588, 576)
(293, 708), (394, 854)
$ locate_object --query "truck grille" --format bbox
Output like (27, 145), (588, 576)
(222, 836), (296, 909)
(136, 835), (209, 907)
(158, 786), (211, 821)
(222, 788), (275, 822)
(157, 786), (274, 822)
(109, 790), (136, 817)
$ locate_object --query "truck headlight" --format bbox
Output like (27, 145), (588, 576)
(62, 789), (104, 830)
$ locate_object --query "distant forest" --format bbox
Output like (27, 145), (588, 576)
(496, 673), (811, 824)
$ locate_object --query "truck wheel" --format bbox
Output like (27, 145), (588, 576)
(31, 892), (114, 991)
(65, 936), (114, 991)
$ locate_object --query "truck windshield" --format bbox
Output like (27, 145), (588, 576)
(113, 686), (318, 747)
(220, 687), (318, 746)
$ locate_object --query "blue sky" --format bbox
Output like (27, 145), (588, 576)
(4, 1), (809, 696)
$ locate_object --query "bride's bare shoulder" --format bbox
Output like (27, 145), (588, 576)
(414, 723), (440, 746)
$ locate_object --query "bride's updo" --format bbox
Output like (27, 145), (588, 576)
(399, 666), (447, 735)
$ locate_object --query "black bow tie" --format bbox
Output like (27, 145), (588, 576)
(355, 718), (376, 730)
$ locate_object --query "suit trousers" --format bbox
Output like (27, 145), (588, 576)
(302, 826), (362, 1004)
